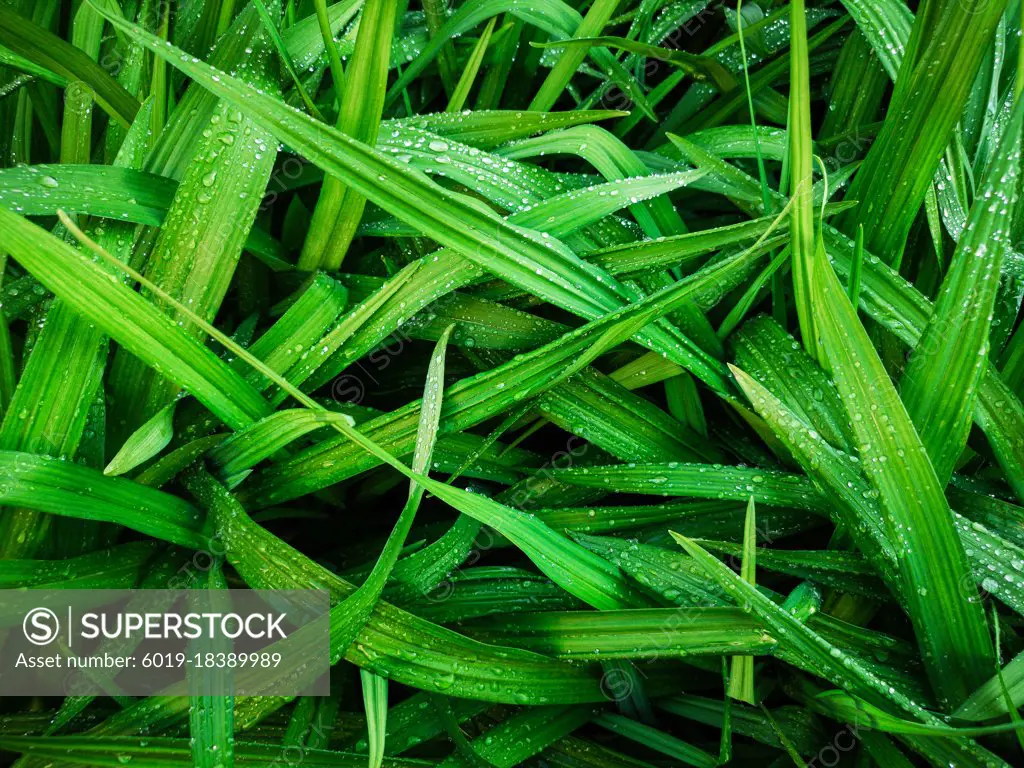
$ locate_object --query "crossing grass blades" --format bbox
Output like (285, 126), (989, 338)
(0, 0), (1022, 764)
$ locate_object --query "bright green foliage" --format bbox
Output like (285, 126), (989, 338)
(900, 97), (1024, 485)
(0, 0), (1022, 765)
(300, 0), (397, 270)
(188, 561), (236, 768)
(0, 99), (154, 558)
(106, 8), (281, 444)
(728, 497), (757, 705)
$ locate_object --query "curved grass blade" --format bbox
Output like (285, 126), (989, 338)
(0, 165), (283, 262)
(74, 245), (620, 707)
(325, 327), (454, 656)
(838, 0), (1010, 260)
(0, 541), (158, 589)
(0, 451), (207, 548)
(207, 409), (356, 481)
(107, 19), (281, 443)
(69, 213), (666, 619)
(0, 207), (272, 431)
(900, 97), (1024, 485)
(97, 6), (732, 393)
(168, 479), (607, 706)
(957, 650), (1024, 720)
(679, 142), (1024, 505)
(786, 675), (1024, 739)
(575, 533), (917, 679)
(104, 401), (177, 477)
(388, 109), (628, 149)
(805, 224), (994, 709)
(207, 489), (607, 703)
(0, 5), (139, 127)
(668, 531), (934, 720)
(383, 516), (482, 603)
(245, 248), (760, 506)
(730, 314), (853, 452)
(0, 101), (154, 558)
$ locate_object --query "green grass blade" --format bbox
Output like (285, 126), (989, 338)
(3, 1), (1020, 757)
(805, 224), (994, 709)
(0, 451), (206, 548)
(0, 541), (158, 589)
(0, 736), (432, 767)
(595, 714), (717, 768)
(0, 5), (139, 127)
(0, 165), (284, 262)
(697, 540), (884, 598)
(361, 669), (388, 768)
(705, 161), (1024, 505)
(957, 650), (1024, 720)
(660, 695), (826, 756)
(188, 561), (234, 768)
(325, 327), (453, 655)
(447, 17), (496, 112)
(530, 0), (628, 112)
(107, 21), (280, 444)
(786, 0), (818, 359)
(421, 0), (459, 94)
(437, 706), (593, 768)
(0, 208), (272, 430)
(99, 7), (730, 392)
(468, 607), (775, 659)
(900, 97), (1024, 485)
(312, 0), (347, 100)
(839, 0), (1010, 260)
(0, 101), (153, 558)
(300, 0), (397, 270)
(252, 0), (324, 120)
(103, 401), (177, 477)
(728, 496), (757, 705)
(245, 248), (757, 506)
(206, 409), (355, 481)
(669, 531), (933, 720)
(211, 495), (605, 703)
(730, 314), (853, 452)
(391, 109), (627, 148)
(61, 1), (104, 166)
